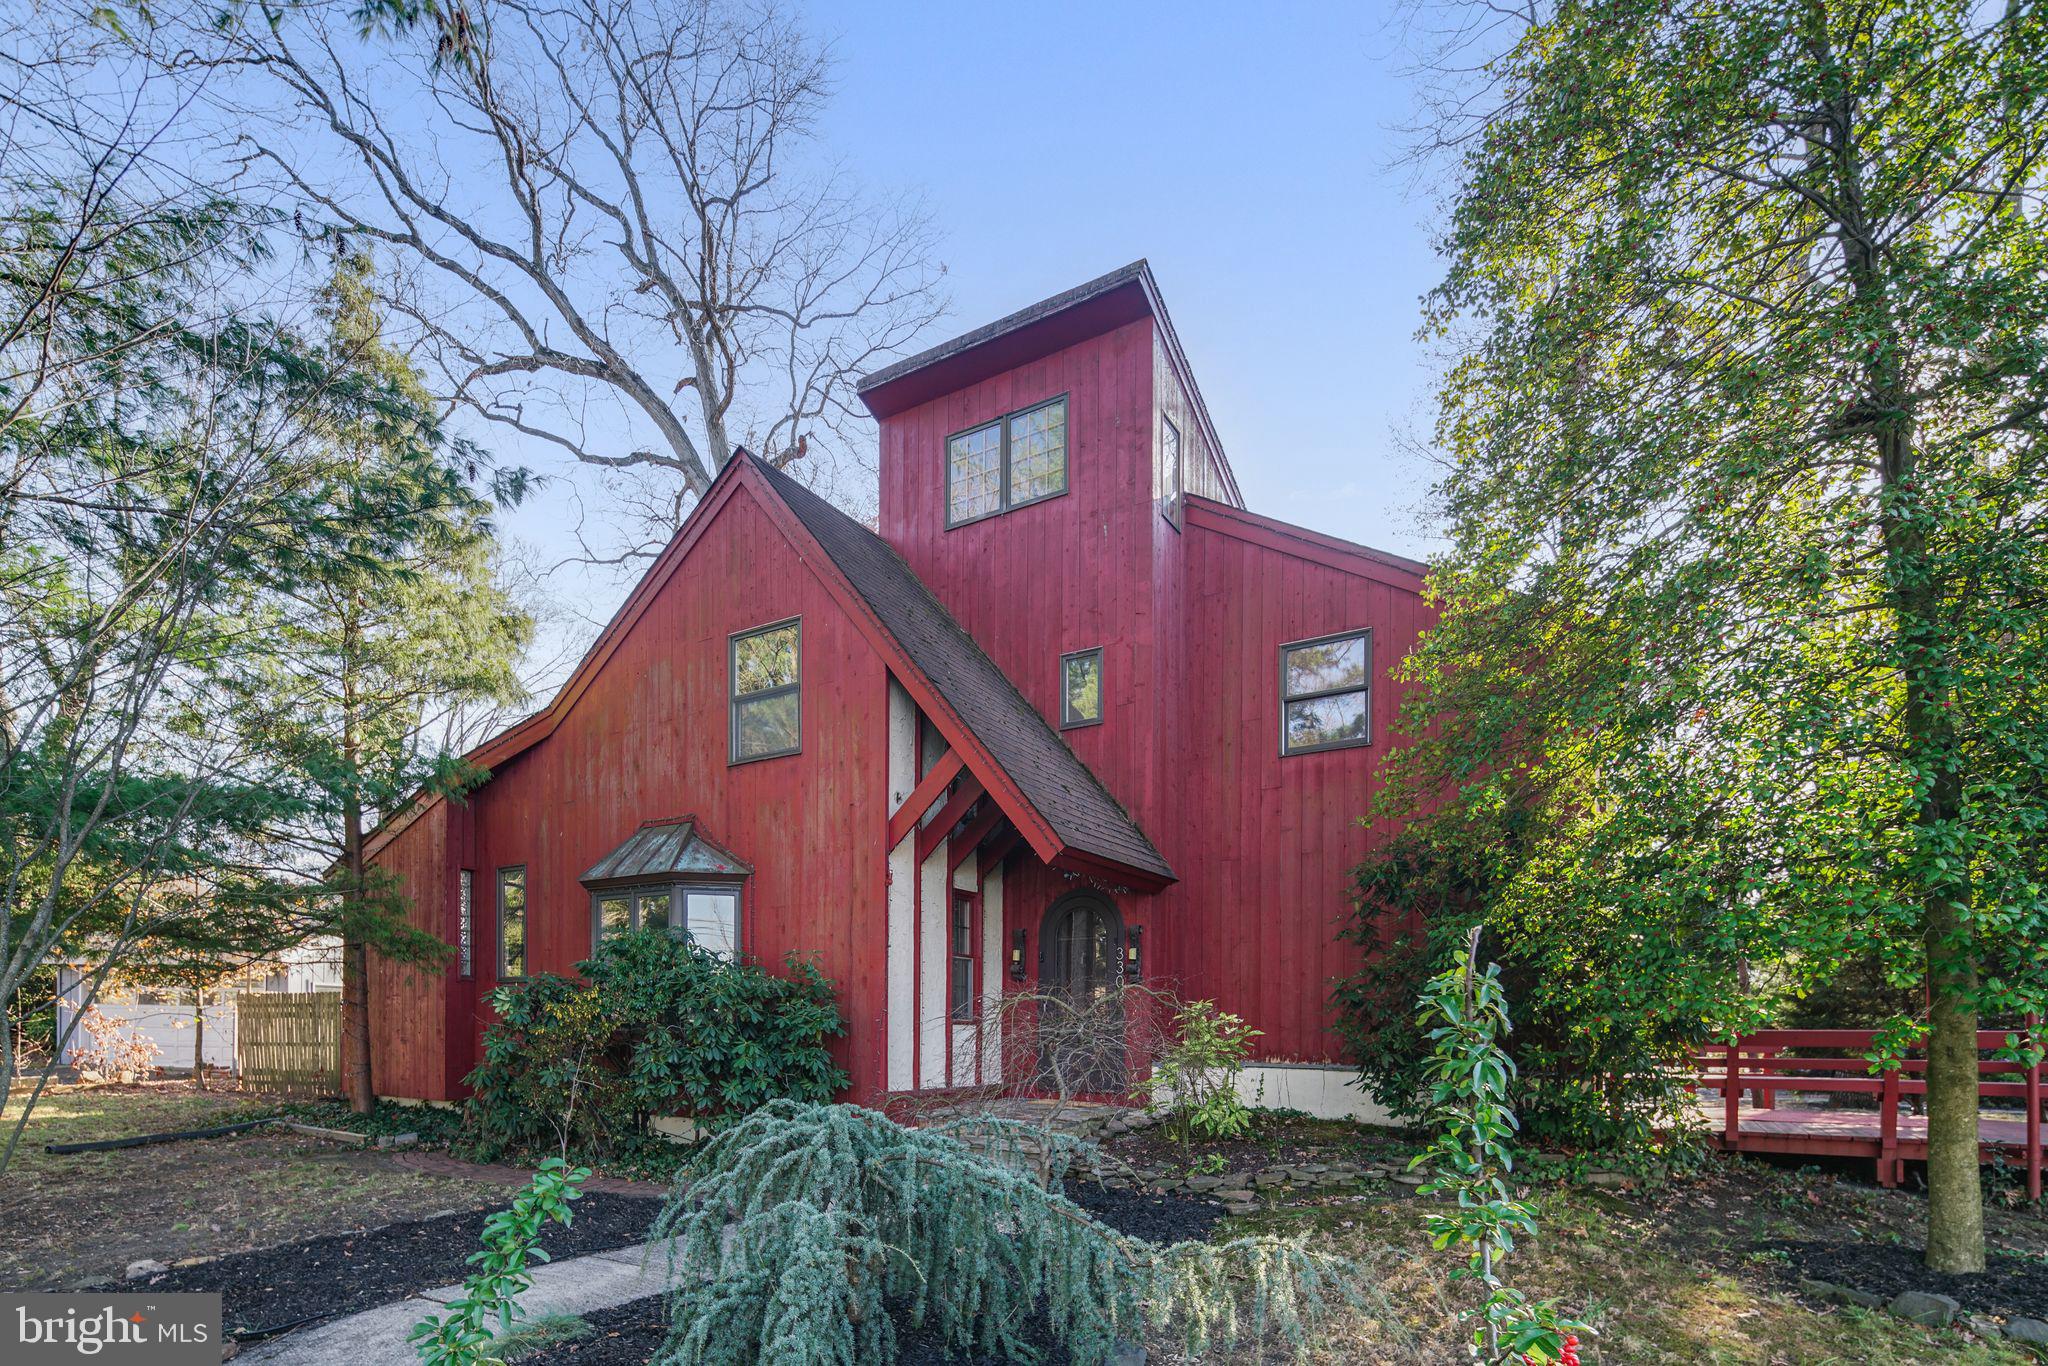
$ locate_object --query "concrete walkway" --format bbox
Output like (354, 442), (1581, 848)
(236, 1241), (671, 1365)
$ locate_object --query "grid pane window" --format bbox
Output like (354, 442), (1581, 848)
(1061, 648), (1103, 729)
(1006, 401), (1067, 504)
(498, 866), (527, 979)
(1280, 630), (1371, 755)
(944, 397), (1069, 527)
(947, 423), (1003, 524)
(731, 620), (801, 762)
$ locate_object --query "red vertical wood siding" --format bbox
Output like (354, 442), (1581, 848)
(368, 799), (452, 1098)
(374, 483), (896, 1102)
(878, 315), (1433, 1066)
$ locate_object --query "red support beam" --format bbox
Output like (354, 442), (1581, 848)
(885, 751), (963, 850)
(917, 776), (985, 866)
(979, 827), (1022, 879)
(947, 805), (1005, 878)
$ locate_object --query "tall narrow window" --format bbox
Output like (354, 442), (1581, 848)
(1061, 647), (1103, 729)
(497, 866), (527, 979)
(458, 869), (474, 978)
(1280, 629), (1372, 755)
(730, 618), (801, 763)
(949, 892), (977, 1021)
(945, 396), (1068, 527)
(1160, 413), (1183, 526)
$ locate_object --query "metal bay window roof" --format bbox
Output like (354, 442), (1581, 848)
(580, 817), (752, 886)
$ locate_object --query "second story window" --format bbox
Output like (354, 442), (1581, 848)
(1161, 413), (1183, 527)
(731, 618), (801, 763)
(1280, 629), (1372, 755)
(946, 396), (1068, 527)
(1061, 647), (1103, 729)
(497, 865), (527, 979)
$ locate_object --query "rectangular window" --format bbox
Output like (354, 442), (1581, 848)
(1280, 629), (1372, 756)
(946, 422), (1003, 524)
(731, 618), (801, 763)
(945, 396), (1068, 527)
(1061, 647), (1103, 729)
(458, 869), (474, 978)
(684, 886), (740, 960)
(592, 887), (680, 950)
(497, 866), (527, 979)
(949, 893), (977, 1021)
(1161, 413), (1183, 527)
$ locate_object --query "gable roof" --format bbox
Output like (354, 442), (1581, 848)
(748, 456), (1173, 884)
(367, 452), (1172, 889)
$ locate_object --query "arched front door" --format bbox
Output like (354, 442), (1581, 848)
(1037, 892), (1125, 1093)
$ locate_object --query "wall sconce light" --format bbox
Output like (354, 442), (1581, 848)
(1125, 925), (1143, 980)
(1010, 929), (1027, 981)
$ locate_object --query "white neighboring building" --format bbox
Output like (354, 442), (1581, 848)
(54, 938), (341, 1077)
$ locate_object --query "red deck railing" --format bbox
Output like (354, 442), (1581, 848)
(1693, 1026), (2044, 1198)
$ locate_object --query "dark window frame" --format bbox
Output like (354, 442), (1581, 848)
(1160, 412), (1183, 530)
(589, 876), (745, 959)
(1059, 646), (1104, 730)
(949, 889), (980, 1022)
(1278, 628), (1373, 757)
(729, 616), (802, 765)
(944, 394), (1070, 530)
(496, 865), (528, 981)
(458, 868), (474, 979)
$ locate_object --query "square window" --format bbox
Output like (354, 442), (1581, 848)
(596, 894), (632, 943)
(1061, 647), (1103, 729)
(638, 890), (672, 933)
(731, 619), (801, 763)
(1280, 630), (1372, 756)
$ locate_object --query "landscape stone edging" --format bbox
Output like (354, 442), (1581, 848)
(1796, 1278), (2048, 1344)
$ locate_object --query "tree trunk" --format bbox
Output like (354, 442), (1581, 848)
(341, 795), (374, 1113)
(1924, 904), (1984, 1271)
(340, 621), (374, 1114)
(193, 993), (206, 1091)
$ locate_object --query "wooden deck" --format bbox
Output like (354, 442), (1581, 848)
(1696, 1028), (2047, 1195)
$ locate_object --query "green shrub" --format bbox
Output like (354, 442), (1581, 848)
(652, 1101), (1364, 1366)
(1147, 998), (1260, 1152)
(463, 931), (847, 1161)
(410, 1157), (590, 1365)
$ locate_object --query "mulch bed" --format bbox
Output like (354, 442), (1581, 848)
(109, 1191), (662, 1341)
(1772, 1240), (2048, 1321)
(514, 1180), (1226, 1366)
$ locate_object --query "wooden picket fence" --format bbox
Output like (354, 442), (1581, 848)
(236, 991), (341, 1098)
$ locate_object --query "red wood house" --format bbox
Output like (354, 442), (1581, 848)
(364, 263), (1432, 1117)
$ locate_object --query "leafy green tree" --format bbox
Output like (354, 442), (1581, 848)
(1382, 0), (2048, 1271)
(240, 253), (532, 1113)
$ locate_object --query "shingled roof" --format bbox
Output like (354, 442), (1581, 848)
(749, 456), (1174, 885)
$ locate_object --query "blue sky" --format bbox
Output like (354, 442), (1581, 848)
(812, 0), (1445, 560)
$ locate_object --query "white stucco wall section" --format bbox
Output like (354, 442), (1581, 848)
(1233, 1063), (1399, 1125)
(885, 680), (917, 1092)
(917, 844), (947, 1089)
(979, 857), (1004, 1082)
